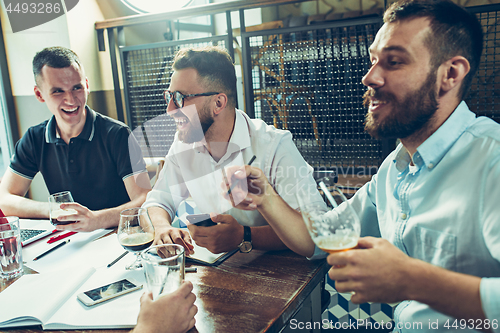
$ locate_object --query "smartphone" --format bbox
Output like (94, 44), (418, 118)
(186, 213), (216, 227)
(77, 278), (142, 306)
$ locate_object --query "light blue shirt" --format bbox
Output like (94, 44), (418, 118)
(350, 102), (500, 332)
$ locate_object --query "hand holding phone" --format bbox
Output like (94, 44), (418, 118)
(186, 214), (216, 227)
(77, 278), (142, 306)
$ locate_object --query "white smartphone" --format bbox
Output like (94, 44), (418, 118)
(77, 278), (142, 306)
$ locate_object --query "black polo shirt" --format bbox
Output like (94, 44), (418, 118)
(10, 107), (147, 211)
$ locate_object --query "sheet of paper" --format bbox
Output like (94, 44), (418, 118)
(0, 266), (95, 327)
(23, 227), (113, 273)
(69, 233), (131, 270)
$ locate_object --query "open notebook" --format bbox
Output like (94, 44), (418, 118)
(179, 226), (237, 266)
(0, 265), (143, 330)
(186, 240), (237, 266)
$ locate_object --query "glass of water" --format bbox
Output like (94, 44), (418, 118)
(0, 216), (23, 279)
(141, 244), (185, 299)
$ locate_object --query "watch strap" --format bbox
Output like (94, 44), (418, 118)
(243, 226), (251, 242)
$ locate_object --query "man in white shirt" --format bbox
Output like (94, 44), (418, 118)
(143, 46), (324, 254)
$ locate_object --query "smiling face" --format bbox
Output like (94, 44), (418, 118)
(166, 68), (215, 144)
(362, 17), (439, 140)
(34, 63), (89, 137)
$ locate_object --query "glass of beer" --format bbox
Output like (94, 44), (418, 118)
(49, 191), (78, 225)
(117, 208), (155, 270)
(296, 184), (360, 253)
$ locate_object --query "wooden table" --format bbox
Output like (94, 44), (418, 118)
(1, 249), (329, 333)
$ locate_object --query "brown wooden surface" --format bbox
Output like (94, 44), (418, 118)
(95, 0), (312, 30)
(1, 249), (328, 333)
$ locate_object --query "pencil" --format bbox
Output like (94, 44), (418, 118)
(107, 251), (128, 268)
(33, 239), (70, 261)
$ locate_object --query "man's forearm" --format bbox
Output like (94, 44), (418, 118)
(407, 259), (488, 331)
(95, 191), (149, 229)
(257, 184), (315, 257)
(0, 194), (50, 218)
(146, 206), (173, 228)
(250, 225), (288, 251)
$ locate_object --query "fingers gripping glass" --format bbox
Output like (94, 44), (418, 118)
(164, 90), (220, 108)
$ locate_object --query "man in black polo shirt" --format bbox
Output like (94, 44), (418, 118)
(0, 46), (151, 231)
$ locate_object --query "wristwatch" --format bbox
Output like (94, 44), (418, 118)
(238, 226), (252, 253)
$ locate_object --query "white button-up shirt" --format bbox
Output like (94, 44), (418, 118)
(143, 109), (323, 227)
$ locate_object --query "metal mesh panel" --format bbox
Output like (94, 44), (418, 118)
(122, 39), (227, 158)
(467, 9), (500, 123)
(249, 21), (382, 170)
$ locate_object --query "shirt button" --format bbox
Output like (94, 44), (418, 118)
(428, 163), (434, 169)
(70, 159), (74, 163)
(401, 213), (407, 220)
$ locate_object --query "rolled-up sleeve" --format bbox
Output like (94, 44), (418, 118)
(480, 278), (500, 332)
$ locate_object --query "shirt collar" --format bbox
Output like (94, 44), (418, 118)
(226, 110), (251, 154)
(45, 106), (96, 143)
(194, 109), (251, 158)
(393, 101), (476, 172)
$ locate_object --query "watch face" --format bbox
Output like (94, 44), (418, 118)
(239, 241), (252, 253)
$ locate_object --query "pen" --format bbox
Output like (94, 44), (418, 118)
(107, 251), (128, 268)
(185, 267), (197, 273)
(33, 239), (70, 261)
(227, 155), (257, 195)
(47, 231), (77, 244)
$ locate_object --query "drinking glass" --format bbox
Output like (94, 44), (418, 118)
(117, 208), (155, 270)
(141, 244), (185, 300)
(296, 184), (361, 253)
(0, 216), (23, 279)
(48, 191), (77, 225)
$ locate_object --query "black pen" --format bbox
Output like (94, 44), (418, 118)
(227, 155), (257, 195)
(33, 239), (70, 261)
(107, 251), (128, 268)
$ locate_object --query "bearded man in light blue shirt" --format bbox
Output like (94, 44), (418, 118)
(224, 0), (500, 332)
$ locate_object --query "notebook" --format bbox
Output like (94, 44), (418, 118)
(186, 241), (237, 266)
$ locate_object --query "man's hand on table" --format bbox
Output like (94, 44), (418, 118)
(187, 213), (243, 253)
(153, 223), (194, 255)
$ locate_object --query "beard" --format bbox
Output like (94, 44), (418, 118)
(178, 102), (214, 144)
(363, 70), (439, 140)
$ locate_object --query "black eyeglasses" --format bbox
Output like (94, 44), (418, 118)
(163, 90), (220, 108)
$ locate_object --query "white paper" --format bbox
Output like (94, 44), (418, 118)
(23, 228), (113, 273)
